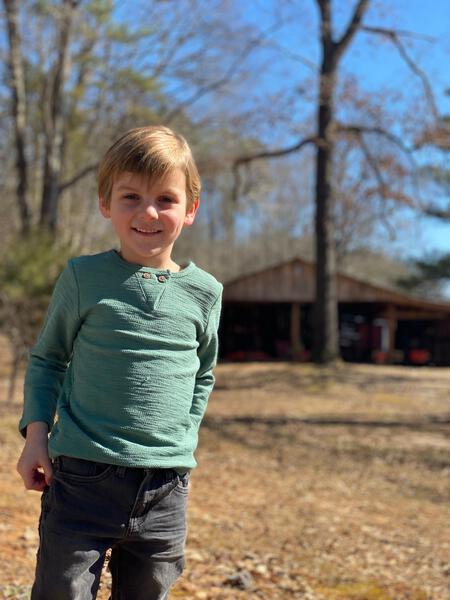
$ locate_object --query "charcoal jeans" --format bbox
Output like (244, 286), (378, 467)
(31, 456), (189, 600)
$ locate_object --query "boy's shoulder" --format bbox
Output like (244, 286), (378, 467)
(68, 250), (112, 271)
(187, 263), (223, 298)
(64, 251), (114, 285)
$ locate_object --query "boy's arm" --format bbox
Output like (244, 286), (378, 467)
(19, 261), (81, 437)
(16, 421), (53, 491)
(190, 290), (223, 430)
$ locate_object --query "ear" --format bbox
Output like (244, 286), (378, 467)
(184, 197), (199, 226)
(99, 196), (111, 219)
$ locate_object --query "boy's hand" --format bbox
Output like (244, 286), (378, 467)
(17, 422), (53, 491)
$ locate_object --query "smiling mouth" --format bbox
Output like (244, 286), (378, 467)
(132, 227), (162, 235)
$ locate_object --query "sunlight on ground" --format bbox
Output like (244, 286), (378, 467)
(0, 361), (449, 599)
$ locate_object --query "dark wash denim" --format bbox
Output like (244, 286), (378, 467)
(32, 456), (189, 600)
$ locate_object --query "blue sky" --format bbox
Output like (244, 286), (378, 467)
(352, 0), (450, 259)
(115, 1), (449, 262)
(236, 1), (450, 260)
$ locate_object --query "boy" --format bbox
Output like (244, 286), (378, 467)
(17, 125), (223, 600)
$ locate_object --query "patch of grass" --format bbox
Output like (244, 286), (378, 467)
(373, 393), (410, 406)
(317, 581), (390, 599)
(0, 584), (32, 600)
(304, 382), (330, 394)
(317, 581), (428, 600)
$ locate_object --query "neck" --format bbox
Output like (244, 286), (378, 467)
(117, 250), (181, 272)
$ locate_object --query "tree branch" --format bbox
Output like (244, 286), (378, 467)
(337, 123), (418, 170)
(341, 123), (450, 222)
(269, 39), (317, 71)
(163, 19), (285, 124)
(232, 136), (318, 204)
(316, 0), (332, 45)
(235, 136), (319, 167)
(415, 125), (450, 150)
(335, 0), (370, 59)
(358, 134), (388, 195)
(422, 206), (450, 220)
(362, 25), (439, 120)
(59, 163), (99, 193)
(357, 135), (398, 238)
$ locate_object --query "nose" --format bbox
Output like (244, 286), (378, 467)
(142, 202), (158, 219)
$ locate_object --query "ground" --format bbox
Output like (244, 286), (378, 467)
(0, 361), (449, 599)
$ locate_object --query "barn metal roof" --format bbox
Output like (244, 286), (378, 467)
(223, 257), (450, 316)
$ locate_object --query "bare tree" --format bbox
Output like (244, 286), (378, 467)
(40, 0), (80, 231)
(2, 0), (275, 239)
(3, 0), (30, 234)
(3, 0), (80, 233)
(233, 0), (445, 364)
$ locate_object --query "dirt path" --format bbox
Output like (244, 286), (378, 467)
(0, 363), (449, 599)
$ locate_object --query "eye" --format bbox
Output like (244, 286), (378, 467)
(123, 193), (140, 201)
(159, 195), (176, 204)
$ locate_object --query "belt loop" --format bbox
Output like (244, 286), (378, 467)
(116, 466), (126, 478)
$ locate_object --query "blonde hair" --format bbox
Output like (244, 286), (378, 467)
(98, 126), (201, 209)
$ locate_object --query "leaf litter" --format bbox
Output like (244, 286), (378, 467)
(0, 362), (449, 599)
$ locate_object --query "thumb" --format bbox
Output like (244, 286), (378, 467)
(42, 457), (53, 485)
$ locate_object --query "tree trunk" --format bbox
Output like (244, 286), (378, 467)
(40, 0), (79, 232)
(3, 0), (30, 234)
(312, 5), (340, 363)
(312, 0), (369, 363)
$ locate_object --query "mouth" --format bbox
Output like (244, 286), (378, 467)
(132, 227), (162, 236)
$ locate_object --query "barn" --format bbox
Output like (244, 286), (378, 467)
(220, 257), (450, 365)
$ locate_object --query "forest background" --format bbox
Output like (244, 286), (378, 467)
(0, 4), (449, 597)
(0, 0), (449, 372)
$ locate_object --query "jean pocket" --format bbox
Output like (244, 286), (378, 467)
(54, 456), (114, 483)
(176, 471), (190, 492)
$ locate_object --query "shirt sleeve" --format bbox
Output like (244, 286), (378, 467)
(189, 289), (223, 431)
(19, 260), (82, 437)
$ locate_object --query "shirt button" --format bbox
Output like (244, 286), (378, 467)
(142, 273), (152, 279)
(158, 275), (167, 283)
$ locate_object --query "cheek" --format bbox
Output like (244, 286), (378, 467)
(161, 211), (180, 228)
(111, 205), (134, 221)
(109, 214), (131, 234)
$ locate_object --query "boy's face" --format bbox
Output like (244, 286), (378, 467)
(99, 169), (198, 269)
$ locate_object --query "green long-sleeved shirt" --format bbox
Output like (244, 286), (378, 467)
(19, 249), (222, 470)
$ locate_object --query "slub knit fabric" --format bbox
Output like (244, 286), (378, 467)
(19, 250), (223, 470)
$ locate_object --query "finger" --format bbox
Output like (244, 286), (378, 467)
(28, 480), (47, 492)
(21, 470), (44, 491)
(30, 470), (47, 492)
(42, 459), (53, 486)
